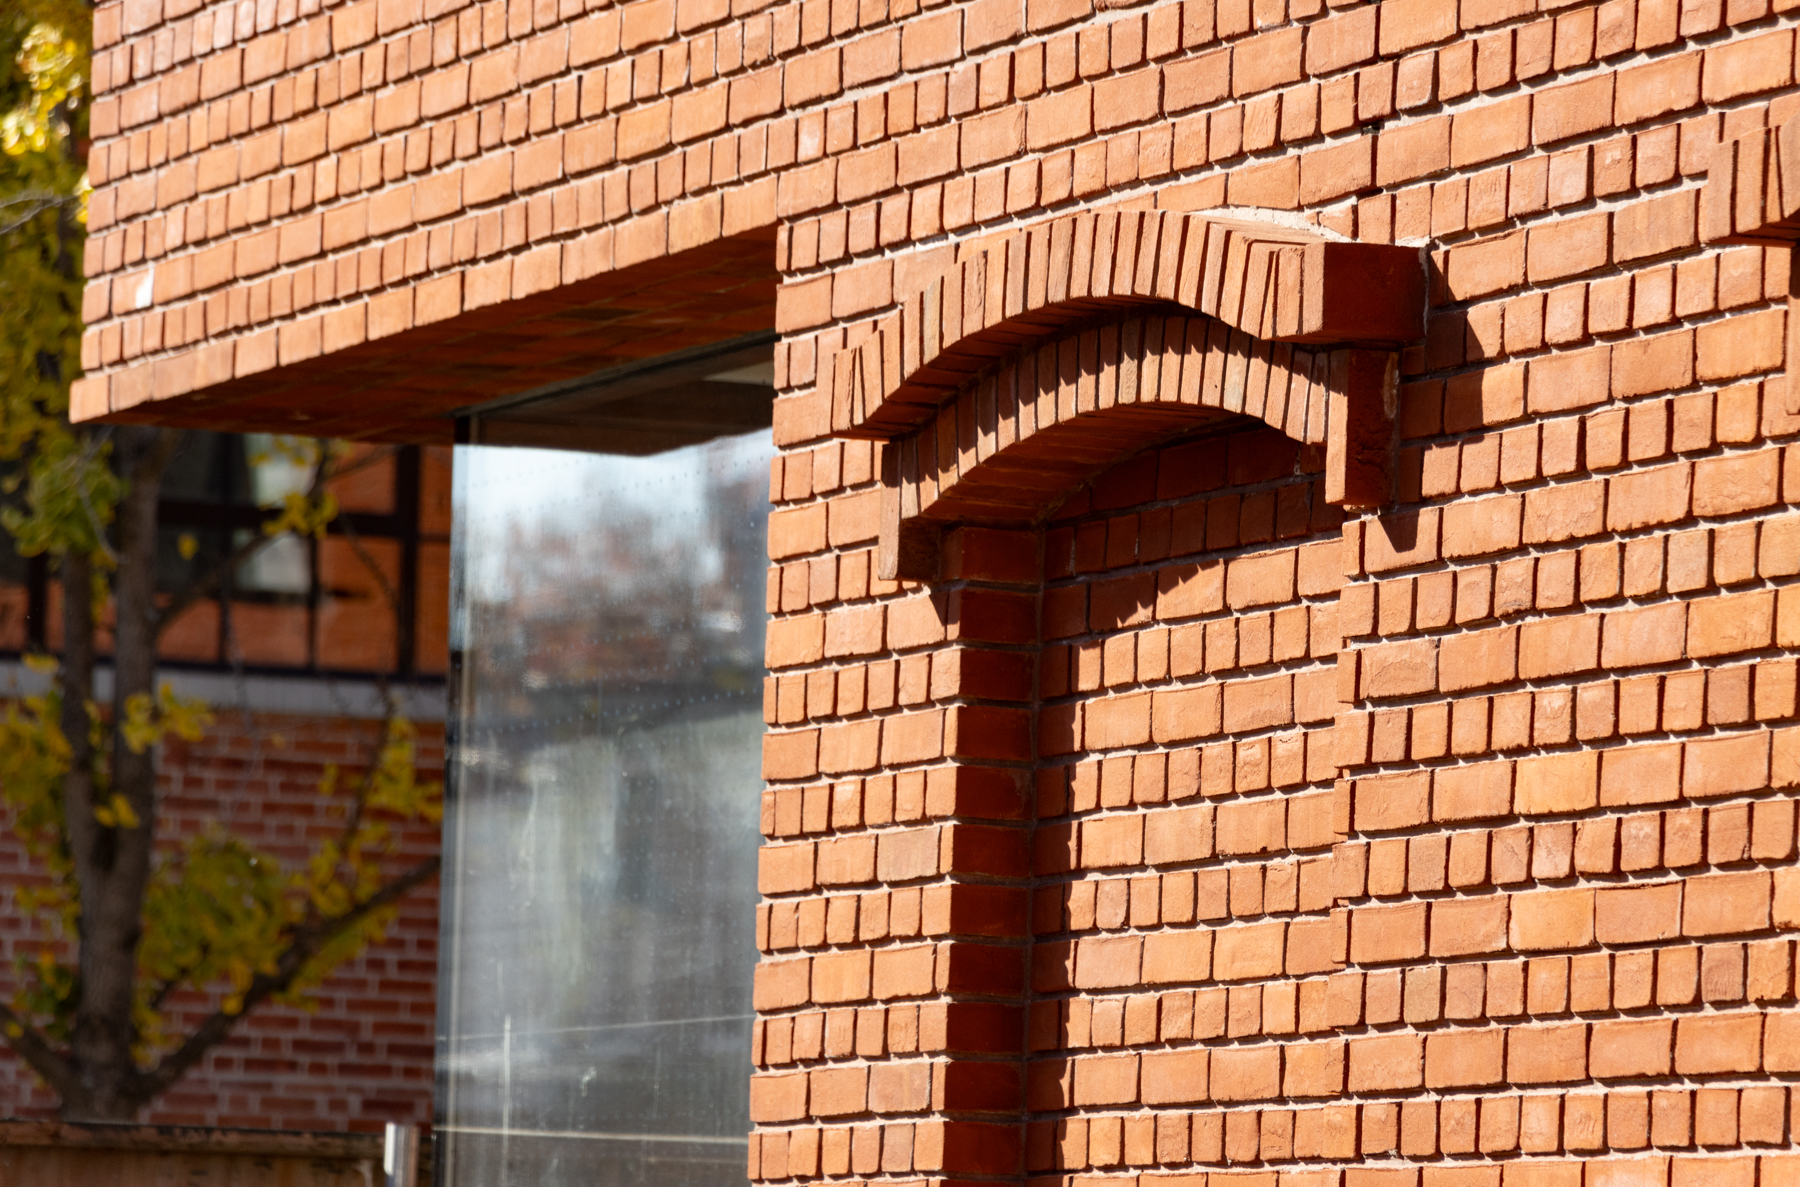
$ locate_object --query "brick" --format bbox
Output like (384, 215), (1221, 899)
(1675, 1014), (1763, 1073)
(1600, 743), (1681, 807)
(1518, 614), (1599, 679)
(1377, 116), (1451, 186)
(1233, 27), (1305, 97)
(1509, 888), (1594, 950)
(1507, 1023), (1588, 1083)
(1027, 88), (1092, 150)
(1213, 921), (1286, 980)
(1683, 871), (1771, 936)
(1697, 308), (1784, 383)
(1688, 591), (1774, 657)
(1616, 53), (1700, 125)
(1142, 931), (1211, 984)
(1526, 211), (1609, 282)
(1602, 603), (1686, 669)
(1614, 189), (1697, 262)
(1429, 896), (1509, 956)
(1140, 1049), (1209, 1104)
(1349, 1033), (1423, 1091)
(1684, 733), (1770, 797)
(1072, 1053), (1139, 1104)
(1425, 1028), (1505, 1087)
(1596, 882), (1682, 944)
(1379, 0), (1455, 55)
(1534, 75), (1613, 145)
(1590, 1019), (1674, 1079)
(1701, 29), (1793, 103)
(1443, 232), (1524, 300)
(1611, 330), (1694, 398)
(1606, 463), (1691, 532)
(1351, 902), (1427, 964)
(1094, 68), (1160, 132)
(1451, 96), (1530, 167)
(750, 1072), (809, 1122)
(1515, 751), (1598, 814)
(1695, 449), (1781, 517)
(812, 951), (873, 1004)
(1081, 815), (1143, 868)
(1209, 1046), (1280, 1101)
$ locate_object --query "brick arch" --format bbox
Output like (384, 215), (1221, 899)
(875, 310), (1399, 581)
(828, 210), (1425, 580)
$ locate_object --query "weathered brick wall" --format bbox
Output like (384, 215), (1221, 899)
(0, 711), (441, 1129)
(1026, 425), (1346, 1175)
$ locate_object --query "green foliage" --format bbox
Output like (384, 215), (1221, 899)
(253, 437), (343, 540)
(133, 714), (441, 1047)
(0, 1), (97, 560)
(1, 668), (443, 1061)
(0, 682), (77, 1041)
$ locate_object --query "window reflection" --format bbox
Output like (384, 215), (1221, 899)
(439, 430), (771, 1187)
(236, 433), (314, 595)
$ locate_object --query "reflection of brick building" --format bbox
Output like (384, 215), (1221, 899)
(69, 0), (1800, 1178)
(0, 440), (449, 1128)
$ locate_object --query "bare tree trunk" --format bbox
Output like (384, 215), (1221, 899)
(56, 523), (102, 1118)
(62, 426), (180, 1120)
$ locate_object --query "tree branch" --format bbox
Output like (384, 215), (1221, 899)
(0, 999), (83, 1104)
(131, 854), (440, 1107)
(0, 192), (79, 237)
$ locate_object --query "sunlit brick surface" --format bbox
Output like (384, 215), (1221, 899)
(86, 0), (1800, 1166)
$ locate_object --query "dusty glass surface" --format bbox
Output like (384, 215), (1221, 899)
(438, 430), (770, 1187)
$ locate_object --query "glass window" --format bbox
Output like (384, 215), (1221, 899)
(0, 430), (454, 678)
(234, 433), (315, 596)
(437, 400), (771, 1185)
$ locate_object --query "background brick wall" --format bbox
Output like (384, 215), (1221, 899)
(0, 709), (441, 1130)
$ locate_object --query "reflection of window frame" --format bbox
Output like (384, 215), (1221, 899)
(6, 435), (431, 680)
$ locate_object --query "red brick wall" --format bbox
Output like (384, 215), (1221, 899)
(1025, 426), (1345, 1178)
(0, 710), (441, 1130)
(81, 0), (1800, 1172)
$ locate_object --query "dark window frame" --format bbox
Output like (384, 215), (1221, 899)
(5, 433), (433, 683)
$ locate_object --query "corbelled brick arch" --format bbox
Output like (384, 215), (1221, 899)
(755, 208), (1424, 1187)
(826, 209), (1427, 579)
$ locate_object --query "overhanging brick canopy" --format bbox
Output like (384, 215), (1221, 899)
(827, 210), (1425, 579)
(80, 229), (779, 443)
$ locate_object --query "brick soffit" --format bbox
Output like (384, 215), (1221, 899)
(82, 229), (780, 444)
(825, 209), (1428, 580)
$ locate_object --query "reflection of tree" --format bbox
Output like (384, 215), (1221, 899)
(440, 436), (770, 1186)
(464, 445), (767, 732)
